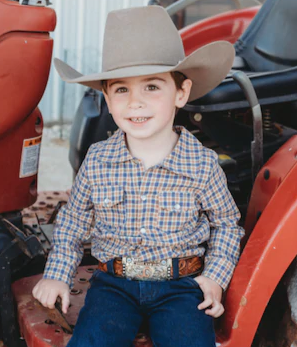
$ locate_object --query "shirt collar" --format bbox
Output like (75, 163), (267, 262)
(98, 126), (203, 180)
(160, 126), (203, 180)
(97, 128), (133, 163)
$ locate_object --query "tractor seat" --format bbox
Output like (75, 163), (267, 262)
(234, 0), (297, 72)
(185, 0), (297, 113)
(184, 66), (297, 114)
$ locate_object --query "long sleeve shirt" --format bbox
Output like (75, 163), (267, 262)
(43, 126), (244, 290)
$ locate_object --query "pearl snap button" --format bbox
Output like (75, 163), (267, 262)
(174, 203), (181, 211)
(104, 198), (110, 205)
(140, 195), (147, 201)
(140, 227), (146, 234)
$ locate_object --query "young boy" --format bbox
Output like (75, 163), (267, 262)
(33, 5), (244, 347)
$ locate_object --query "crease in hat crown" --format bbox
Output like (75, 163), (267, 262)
(102, 6), (185, 73)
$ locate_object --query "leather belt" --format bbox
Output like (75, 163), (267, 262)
(98, 255), (204, 281)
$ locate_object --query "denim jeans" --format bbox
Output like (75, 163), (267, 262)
(67, 269), (216, 347)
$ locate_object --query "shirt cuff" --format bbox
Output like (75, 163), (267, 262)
(202, 256), (235, 291)
(43, 254), (76, 288)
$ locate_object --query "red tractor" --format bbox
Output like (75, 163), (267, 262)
(1, 0), (297, 346)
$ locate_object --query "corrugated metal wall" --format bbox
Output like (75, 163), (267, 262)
(39, 0), (148, 124)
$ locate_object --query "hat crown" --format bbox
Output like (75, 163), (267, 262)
(102, 6), (185, 72)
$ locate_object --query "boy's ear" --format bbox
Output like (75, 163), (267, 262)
(175, 79), (192, 108)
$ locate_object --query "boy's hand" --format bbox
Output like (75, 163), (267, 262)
(32, 279), (70, 314)
(194, 275), (224, 318)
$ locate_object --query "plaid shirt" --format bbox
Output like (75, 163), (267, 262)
(44, 126), (244, 290)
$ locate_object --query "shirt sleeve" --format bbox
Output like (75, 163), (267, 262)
(43, 151), (94, 287)
(200, 158), (245, 290)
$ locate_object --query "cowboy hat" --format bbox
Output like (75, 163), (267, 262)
(54, 5), (235, 102)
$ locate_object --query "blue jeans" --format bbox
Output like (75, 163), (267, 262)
(67, 269), (216, 347)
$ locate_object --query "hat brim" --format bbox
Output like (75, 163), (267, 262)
(54, 41), (235, 102)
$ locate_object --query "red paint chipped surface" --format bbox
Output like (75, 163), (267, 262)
(13, 266), (153, 346)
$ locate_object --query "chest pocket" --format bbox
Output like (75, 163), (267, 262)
(158, 191), (198, 232)
(92, 185), (126, 227)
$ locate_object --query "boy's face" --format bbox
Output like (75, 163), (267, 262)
(103, 72), (192, 143)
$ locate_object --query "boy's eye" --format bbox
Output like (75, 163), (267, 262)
(115, 87), (128, 93)
(146, 85), (159, 91)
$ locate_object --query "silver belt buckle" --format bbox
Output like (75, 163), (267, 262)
(122, 257), (172, 281)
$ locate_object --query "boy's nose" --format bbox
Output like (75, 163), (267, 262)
(128, 90), (145, 109)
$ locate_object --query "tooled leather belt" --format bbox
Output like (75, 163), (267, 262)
(98, 255), (204, 281)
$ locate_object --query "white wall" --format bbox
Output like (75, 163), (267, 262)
(39, 0), (148, 124)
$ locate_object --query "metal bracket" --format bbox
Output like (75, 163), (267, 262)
(232, 71), (263, 182)
(0, 216), (32, 259)
(42, 298), (73, 334)
(21, 0), (52, 6)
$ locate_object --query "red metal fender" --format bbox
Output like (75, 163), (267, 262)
(0, 108), (43, 213)
(180, 6), (260, 56)
(216, 147), (297, 346)
(0, 0), (56, 36)
(0, 0), (56, 212)
(0, 0), (56, 138)
(244, 135), (297, 241)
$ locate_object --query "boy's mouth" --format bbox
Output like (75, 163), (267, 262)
(129, 117), (150, 123)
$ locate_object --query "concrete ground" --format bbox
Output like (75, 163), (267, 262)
(38, 125), (73, 192)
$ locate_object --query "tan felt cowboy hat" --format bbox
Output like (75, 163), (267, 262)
(54, 5), (235, 102)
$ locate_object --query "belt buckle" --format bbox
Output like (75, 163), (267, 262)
(122, 257), (172, 281)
